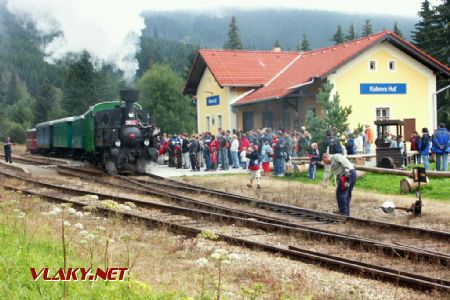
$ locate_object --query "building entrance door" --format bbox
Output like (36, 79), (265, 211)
(243, 112), (254, 132)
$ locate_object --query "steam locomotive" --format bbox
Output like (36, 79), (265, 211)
(26, 89), (159, 174)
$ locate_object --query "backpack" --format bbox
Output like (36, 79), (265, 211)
(328, 137), (343, 154)
(346, 138), (355, 155)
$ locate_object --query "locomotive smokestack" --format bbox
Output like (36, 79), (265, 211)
(120, 89), (139, 116)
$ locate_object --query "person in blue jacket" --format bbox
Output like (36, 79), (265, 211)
(419, 128), (432, 170)
(432, 123), (449, 171)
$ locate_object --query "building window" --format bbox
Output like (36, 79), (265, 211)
(217, 114), (222, 129)
(369, 60), (376, 71)
(206, 116), (210, 132)
(376, 107), (390, 120)
(388, 60), (396, 71)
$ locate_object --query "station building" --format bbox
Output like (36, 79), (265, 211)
(184, 31), (449, 137)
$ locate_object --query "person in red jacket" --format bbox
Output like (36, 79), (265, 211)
(209, 135), (219, 171)
(246, 145), (262, 189)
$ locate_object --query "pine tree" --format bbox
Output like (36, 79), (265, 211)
(62, 51), (98, 115)
(34, 80), (57, 123)
(393, 22), (403, 37)
(346, 23), (357, 41)
(273, 40), (281, 48)
(433, 0), (449, 65)
(411, 0), (435, 52)
(223, 16), (244, 50)
(297, 34), (311, 51)
(361, 20), (373, 37)
(305, 82), (352, 148)
(332, 25), (345, 44)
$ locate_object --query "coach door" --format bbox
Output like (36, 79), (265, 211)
(243, 111), (254, 132)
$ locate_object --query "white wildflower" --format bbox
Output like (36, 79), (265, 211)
(67, 208), (76, 214)
(79, 230), (89, 236)
(74, 223), (84, 230)
(41, 212), (49, 216)
(17, 212), (26, 219)
(83, 212), (91, 216)
(13, 209), (19, 213)
(79, 240), (87, 244)
(52, 207), (62, 213)
(86, 234), (96, 241)
(96, 226), (106, 231)
(63, 221), (71, 227)
(222, 259), (231, 265)
(75, 211), (84, 218)
(196, 258), (209, 268)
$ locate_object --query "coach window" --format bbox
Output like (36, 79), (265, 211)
(388, 60), (396, 71)
(369, 60), (376, 71)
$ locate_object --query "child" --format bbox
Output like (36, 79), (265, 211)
(261, 140), (272, 176)
(240, 147), (248, 169)
(307, 143), (320, 179)
(246, 145), (261, 189)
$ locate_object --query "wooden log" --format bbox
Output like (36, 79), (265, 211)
(355, 165), (450, 178)
(400, 177), (429, 193)
(355, 170), (366, 178)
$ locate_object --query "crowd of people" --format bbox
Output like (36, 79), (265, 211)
(155, 125), (377, 184)
(155, 122), (450, 178)
(409, 123), (450, 171)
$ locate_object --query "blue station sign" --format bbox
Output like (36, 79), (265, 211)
(206, 95), (220, 106)
(360, 83), (407, 95)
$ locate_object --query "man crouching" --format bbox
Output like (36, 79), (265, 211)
(322, 153), (357, 216)
(247, 145), (262, 189)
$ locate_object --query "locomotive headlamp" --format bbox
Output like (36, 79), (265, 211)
(144, 139), (150, 146)
(128, 113), (135, 118)
(115, 140), (121, 147)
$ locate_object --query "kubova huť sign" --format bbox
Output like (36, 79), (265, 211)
(360, 83), (407, 94)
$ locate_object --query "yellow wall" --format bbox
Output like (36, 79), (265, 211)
(197, 68), (252, 132)
(197, 68), (230, 133)
(329, 42), (436, 135)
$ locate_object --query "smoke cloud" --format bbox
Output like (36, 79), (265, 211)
(6, 0), (146, 83)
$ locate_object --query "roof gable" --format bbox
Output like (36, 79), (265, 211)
(184, 49), (298, 94)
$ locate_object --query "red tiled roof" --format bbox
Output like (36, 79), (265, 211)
(184, 31), (450, 102)
(199, 49), (299, 87)
(236, 31), (449, 105)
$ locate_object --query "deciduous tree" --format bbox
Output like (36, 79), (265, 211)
(137, 64), (196, 134)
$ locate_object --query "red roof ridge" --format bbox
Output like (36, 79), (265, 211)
(300, 30), (390, 57)
(199, 48), (299, 54)
(263, 53), (303, 87)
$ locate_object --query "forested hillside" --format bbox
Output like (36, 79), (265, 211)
(0, 1), (448, 142)
(141, 10), (416, 49)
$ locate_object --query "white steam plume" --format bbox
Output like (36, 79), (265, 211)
(6, 0), (146, 83)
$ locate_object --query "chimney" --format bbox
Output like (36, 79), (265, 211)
(272, 47), (281, 52)
(120, 89), (139, 115)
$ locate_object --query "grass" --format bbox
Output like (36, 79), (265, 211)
(280, 167), (450, 201)
(0, 193), (190, 300)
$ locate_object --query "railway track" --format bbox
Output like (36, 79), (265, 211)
(54, 165), (450, 263)
(1, 161), (449, 293)
(0, 170), (448, 293)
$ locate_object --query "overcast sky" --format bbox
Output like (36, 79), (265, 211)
(140, 0), (441, 17)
